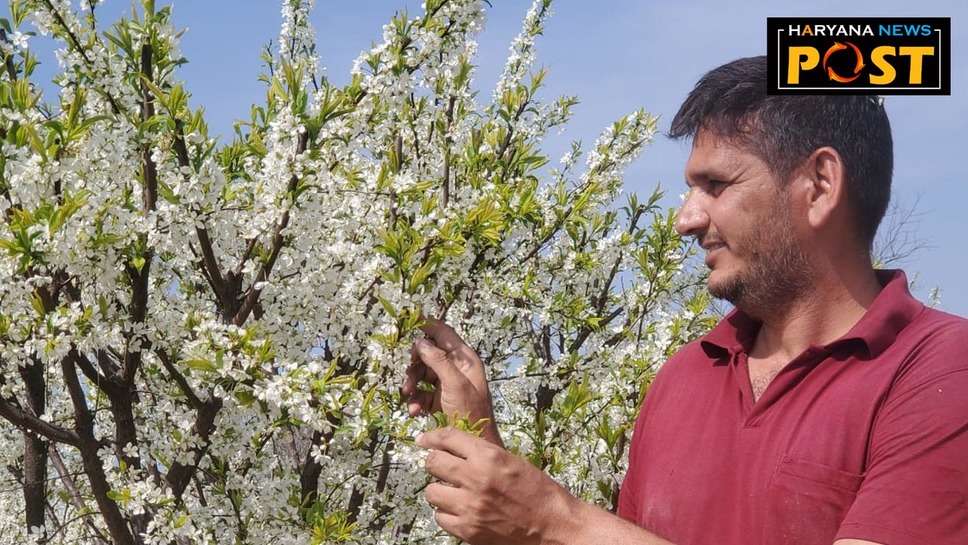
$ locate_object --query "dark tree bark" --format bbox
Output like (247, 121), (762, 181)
(20, 357), (49, 541)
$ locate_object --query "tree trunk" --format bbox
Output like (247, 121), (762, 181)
(21, 358), (48, 541)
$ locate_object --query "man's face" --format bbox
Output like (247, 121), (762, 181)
(675, 130), (812, 314)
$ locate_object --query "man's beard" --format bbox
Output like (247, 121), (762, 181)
(707, 206), (813, 317)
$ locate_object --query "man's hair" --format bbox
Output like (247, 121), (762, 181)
(669, 55), (893, 247)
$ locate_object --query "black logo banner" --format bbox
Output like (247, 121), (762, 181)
(767, 17), (950, 95)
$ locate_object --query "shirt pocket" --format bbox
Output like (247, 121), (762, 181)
(763, 457), (864, 545)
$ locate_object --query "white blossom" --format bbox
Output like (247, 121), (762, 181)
(0, 1), (710, 543)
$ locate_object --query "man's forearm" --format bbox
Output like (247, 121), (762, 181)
(549, 498), (675, 545)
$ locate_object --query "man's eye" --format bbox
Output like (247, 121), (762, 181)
(707, 180), (727, 193)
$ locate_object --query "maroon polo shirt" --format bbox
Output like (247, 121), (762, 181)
(617, 270), (968, 545)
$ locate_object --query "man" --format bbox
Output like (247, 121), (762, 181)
(401, 56), (968, 545)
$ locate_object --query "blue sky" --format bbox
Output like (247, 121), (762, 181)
(7, 0), (966, 315)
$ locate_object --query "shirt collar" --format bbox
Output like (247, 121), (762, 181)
(699, 269), (923, 361)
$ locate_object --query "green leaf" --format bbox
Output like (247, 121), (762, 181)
(18, 124), (46, 161)
(48, 190), (89, 234)
(157, 179), (180, 204)
(377, 296), (397, 318)
(234, 389), (256, 407)
(106, 487), (132, 506)
(183, 358), (216, 373)
(140, 75), (168, 106)
(130, 256), (146, 273)
(30, 293), (46, 317)
(407, 261), (435, 293)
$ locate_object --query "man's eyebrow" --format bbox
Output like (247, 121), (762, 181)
(686, 168), (733, 186)
(684, 170), (713, 186)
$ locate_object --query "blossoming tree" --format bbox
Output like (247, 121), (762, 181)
(0, 0), (713, 543)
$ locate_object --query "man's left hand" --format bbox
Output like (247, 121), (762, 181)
(418, 427), (578, 545)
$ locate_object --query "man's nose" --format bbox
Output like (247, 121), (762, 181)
(674, 189), (709, 238)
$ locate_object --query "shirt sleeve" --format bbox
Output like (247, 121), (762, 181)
(617, 358), (674, 523)
(835, 343), (968, 545)
(617, 404), (647, 522)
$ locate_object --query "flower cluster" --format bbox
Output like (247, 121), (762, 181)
(0, 1), (712, 543)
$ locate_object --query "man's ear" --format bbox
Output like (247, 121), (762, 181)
(798, 146), (847, 230)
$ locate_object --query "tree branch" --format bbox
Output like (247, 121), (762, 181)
(441, 95), (456, 208)
(155, 349), (204, 411)
(61, 349), (138, 545)
(49, 445), (111, 545)
(232, 130), (310, 326)
(164, 394), (223, 502)
(19, 354), (49, 539)
(140, 43), (158, 212)
(39, 0), (123, 116)
(0, 397), (79, 447)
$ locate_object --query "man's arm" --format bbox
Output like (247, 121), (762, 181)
(419, 427), (674, 545)
(404, 321), (892, 545)
(421, 428), (887, 545)
(559, 501), (674, 545)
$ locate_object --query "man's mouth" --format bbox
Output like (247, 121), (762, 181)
(703, 242), (727, 266)
(702, 242), (726, 251)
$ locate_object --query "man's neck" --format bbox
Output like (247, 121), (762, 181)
(746, 263), (883, 362)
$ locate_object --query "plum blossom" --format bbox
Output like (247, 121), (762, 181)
(0, 1), (710, 543)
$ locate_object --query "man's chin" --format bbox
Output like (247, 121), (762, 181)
(707, 273), (744, 304)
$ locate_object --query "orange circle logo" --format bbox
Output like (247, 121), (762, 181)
(822, 41), (865, 83)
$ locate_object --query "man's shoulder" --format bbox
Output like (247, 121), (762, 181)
(912, 305), (968, 332)
(900, 305), (968, 353)
(888, 306), (968, 390)
(662, 337), (714, 369)
(635, 338), (722, 422)
(651, 337), (721, 390)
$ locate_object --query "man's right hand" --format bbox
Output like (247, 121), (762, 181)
(402, 318), (503, 447)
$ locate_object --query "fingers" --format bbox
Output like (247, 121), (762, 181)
(420, 320), (489, 391)
(402, 356), (435, 397)
(403, 361), (436, 416)
(433, 510), (462, 537)
(401, 362), (420, 397)
(406, 396), (420, 417)
(420, 318), (466, 354)
(424, 448), (468, 487)
(413, 338), (463, 387)
(416, 427), (479, 459)
(425, 482), (465, 516)
(409, 343), (439, 384)
(406, 391), (433, 417)
(402, 345), (440, 417)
